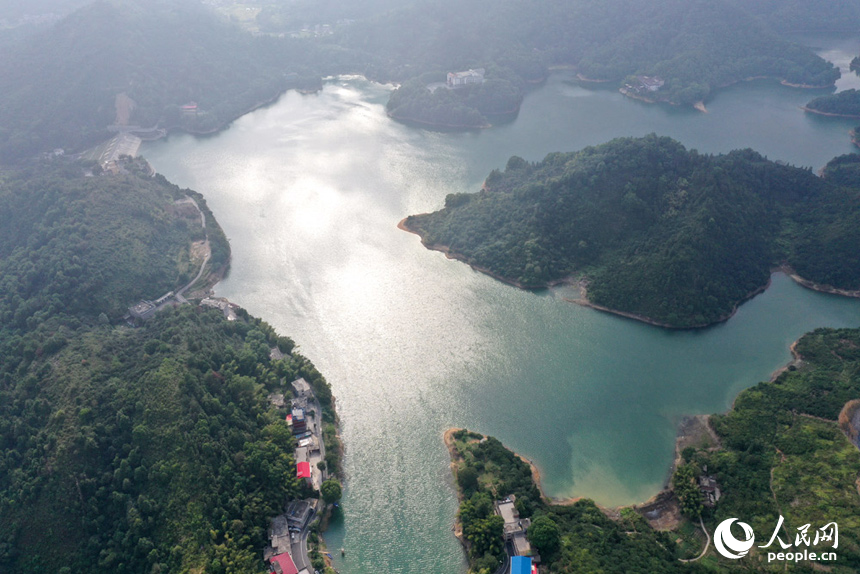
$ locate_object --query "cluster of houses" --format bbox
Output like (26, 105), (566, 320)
(622, 75), (665, 96)
(263, 377), (328, 574)
(495, 495), (539, 572)
(288, 377), (326, 490)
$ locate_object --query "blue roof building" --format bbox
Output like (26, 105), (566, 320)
(511, 555), (532, 574)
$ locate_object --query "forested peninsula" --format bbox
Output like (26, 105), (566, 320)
(805, 89), (860, 118)
(448, 326), (860, 573)
(402, 135), (860, 328)
(0, 160), (340, 574)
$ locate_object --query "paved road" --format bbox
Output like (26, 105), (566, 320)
(291, 506), (316, 571)
(174, 197), (210, 303)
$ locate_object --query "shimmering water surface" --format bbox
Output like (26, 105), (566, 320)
(143, 45), (860, 573)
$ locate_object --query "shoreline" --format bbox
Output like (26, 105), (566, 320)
(781, 264), (860, 298)
(387, 110), (491, 130)
(398, 217), (570, 290)
(576, 73), (612, 83)
(400, 215), (781, 330)
(440, 333), (802, 514)
(801, 106), (860, 119)
(400, 221), (859, 331)
(618, 88), (708, 113)
(569, 272), (774, 330)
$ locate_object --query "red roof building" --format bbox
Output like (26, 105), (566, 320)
(297, 461), (311, 479)
(269, 552), (298, 574)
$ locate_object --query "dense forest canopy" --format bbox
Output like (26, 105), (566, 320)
(0, 160), (336, 574)
(352, 0), (842, 114)
(0, 159), (209, 325)
(403, 136), (860, 327)
(0, 0), (336, 161)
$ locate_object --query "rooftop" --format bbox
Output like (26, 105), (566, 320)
(511, 555), (532, 574)
(269, 552), (298, 574)
(291, 377), (312, 396)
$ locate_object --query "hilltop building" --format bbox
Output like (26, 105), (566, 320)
(638, 76), (664, 91)
(128, 300), (156, 322)
(447, 68), (485, 87)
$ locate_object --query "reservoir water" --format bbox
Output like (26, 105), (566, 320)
(143, 54), (860, 573)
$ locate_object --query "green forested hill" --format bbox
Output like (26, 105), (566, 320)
(0, 159), (219, 324)
(403, 136), (860, 327)
(729, 0), (860, 33)
(0, 0), (847, 155)
(0, 160), (335, 574)
(805, 89), (860, 118)
(0, 0), (329, 161)
(677, 327), (860, 571)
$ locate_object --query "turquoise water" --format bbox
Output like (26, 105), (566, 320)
(142, 58), (860, 573)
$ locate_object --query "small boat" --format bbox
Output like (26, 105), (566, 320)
(341, 548), (345, 557)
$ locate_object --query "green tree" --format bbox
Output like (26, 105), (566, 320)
(528, 515), (561, 555)
(457, 465), (479, 492)
(321, 479), (342, 504)
(672, 463), (702, 518)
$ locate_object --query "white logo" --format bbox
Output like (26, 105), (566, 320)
(714, 518), (756, 559)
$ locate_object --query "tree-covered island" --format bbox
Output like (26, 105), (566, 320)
(402, 135), (860, 328)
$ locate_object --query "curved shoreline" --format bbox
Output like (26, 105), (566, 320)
(400, 215), (781, 329)
(387, 110), (491, 130)
(386, 98), (524, 130)
(781, 264), (860, 298)
(442, 332), (805, 513)
(398, 217), (569, 290)
(400, 221), (860, 330)
(576, 73), (613, 83)
(801, 106), (860, 119)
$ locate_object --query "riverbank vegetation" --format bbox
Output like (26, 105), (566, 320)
(674, 327), (860, 570)
(0, 159), (337, 574)
(403, 135), (860, 327)
(447, 430), (706, 573)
